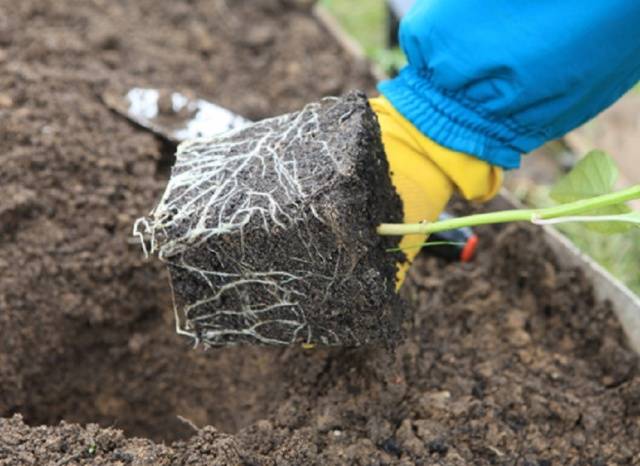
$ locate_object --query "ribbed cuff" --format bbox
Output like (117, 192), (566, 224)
(378, 66), (544, 169)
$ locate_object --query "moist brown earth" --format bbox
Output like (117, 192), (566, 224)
(0, 1), (639, 465)
(0, 0), (374, 443)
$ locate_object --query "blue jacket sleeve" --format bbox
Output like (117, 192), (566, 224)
(378, 1), (640, 169)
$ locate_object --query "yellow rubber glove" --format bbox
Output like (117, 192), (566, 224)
(369, 96), (504, 287)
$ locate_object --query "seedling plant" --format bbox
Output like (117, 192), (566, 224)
(378, 151), (640, 243)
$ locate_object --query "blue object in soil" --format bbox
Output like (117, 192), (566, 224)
(379, 0), (640, 169)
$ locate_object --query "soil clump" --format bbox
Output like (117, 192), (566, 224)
(142, 92), (403, 347)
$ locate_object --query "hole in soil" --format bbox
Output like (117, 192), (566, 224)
(15, 285), (291, 442)
(5, 119), (295, 443)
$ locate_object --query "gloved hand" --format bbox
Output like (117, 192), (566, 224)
(369, 96), (503, 287)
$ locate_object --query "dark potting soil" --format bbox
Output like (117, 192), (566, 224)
(1, 0), (639, 465)
(146, 92), (403, 347)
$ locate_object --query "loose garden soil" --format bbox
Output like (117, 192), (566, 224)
(1, 1), (638, 464)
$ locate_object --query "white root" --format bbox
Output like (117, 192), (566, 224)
(135, 102), (348, 345)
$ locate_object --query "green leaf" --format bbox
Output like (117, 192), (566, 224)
(582, 206), (633, 234)
(619, 211), (640, 226)
(551, 150), (619, 202)
(551, 150), (630, 233)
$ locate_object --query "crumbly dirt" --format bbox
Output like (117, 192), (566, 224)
(1, 0), (639, 465)
(0, 0), (373, 443)
(148, 92), (403, 347)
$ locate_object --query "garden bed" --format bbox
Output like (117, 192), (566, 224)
(1, 0), (638, 464)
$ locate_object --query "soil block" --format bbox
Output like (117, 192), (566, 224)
(139, 91), (404, 347)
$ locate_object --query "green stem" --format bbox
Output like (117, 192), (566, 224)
(377, 185), (640, 236)
(386, 240), (465, 253)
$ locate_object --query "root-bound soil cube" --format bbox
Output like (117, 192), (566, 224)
(137, 91), (404, 347)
